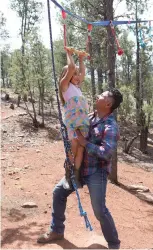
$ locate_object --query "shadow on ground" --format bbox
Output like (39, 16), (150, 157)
(1, 222), (107, 249)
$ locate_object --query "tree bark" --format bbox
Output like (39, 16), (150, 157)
(40, 81), (45, 127)
(140, 126), (148, 154)
(127, 57), (131, 84)
(26, 83), (38, 128)
(123, 134), (139, 154)
(41, 94), (45, 127)
(97, 67), (103, 94)
(104, 0), (118, 184)
(89, 38), (96, 108)
(38, 96), (41, 115)
(38, 80), (41, 115)
(135, 12), (141, 126)
(96, 43), (103, 94)
(17, 94), (21, 107)
(139, 110), (148, 153)
(1, 52), (5, 88)
(109, 150), (118, 183)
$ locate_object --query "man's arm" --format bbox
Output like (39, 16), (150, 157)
(76, 124), (119, 161)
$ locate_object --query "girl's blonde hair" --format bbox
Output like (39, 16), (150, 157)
(58, 65), (68, 106)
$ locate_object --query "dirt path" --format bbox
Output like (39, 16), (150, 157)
(1, 104), (153, 249)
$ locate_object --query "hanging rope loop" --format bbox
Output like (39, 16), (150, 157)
(110, 20), (124, 56)
(47, 0), (93, 232)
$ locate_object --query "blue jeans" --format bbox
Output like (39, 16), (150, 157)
(50, 168), (120, 249)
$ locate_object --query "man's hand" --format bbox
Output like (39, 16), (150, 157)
(76, 129), (88, 147)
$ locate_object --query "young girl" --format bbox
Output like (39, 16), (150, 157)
(59, 47), (89, 187)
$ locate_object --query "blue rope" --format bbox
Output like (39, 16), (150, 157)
(148, 23), (153, 41)
(138, 25), (146, 48)
(138, 22), (153, 48)
(70, 172), (93, 231)
(50, 0), (153, 26)
(47, 0), (93, 231)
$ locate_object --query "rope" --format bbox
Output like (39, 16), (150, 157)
(47, 0), (93, 231)
(63, 23), (67, 47)
(138, 21), (153, 48)
(110, 21), (124, 56)
(62, 10), (67, 47)
(138, 24), (146, 48)
(61, 10), (90, 58)
(50, 0), (153, 26)
(86, 24), (92, 60)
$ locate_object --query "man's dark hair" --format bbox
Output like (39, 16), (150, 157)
(109, 88), (123, 112)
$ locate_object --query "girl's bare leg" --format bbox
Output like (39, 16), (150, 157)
(75, 145), (84, 170)
(64, 139), (78, 189)
(70, 138), (78, 164)
(71, 139), (84, 169)
(70, 139), (84, 187)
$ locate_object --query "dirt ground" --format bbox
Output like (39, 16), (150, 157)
(1, 101), (153, 249)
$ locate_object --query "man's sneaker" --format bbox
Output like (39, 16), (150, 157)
(37, 231), (64, 244)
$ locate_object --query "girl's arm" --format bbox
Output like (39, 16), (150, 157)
(60, 49), (75, 92)
(78, 55), (85, 86)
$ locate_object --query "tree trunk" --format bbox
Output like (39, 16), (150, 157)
(38, 96), (41, 115)
(139, 110), (148, 154)
(97, 67), (103, 94)
(49, 96), (54, 115)
(135, 2), (141, 127)
(96, 43), (103, 94)
(140, 126), (148, 154)
(104, 0), (118, 184)
(90, 67), (96, 108)
(123, 133), (139, 154)
(138, 45), (148, 154)
(37, 80), (41, 115)
(26, 83), (38, 128)
(106, 29), (116, 87)
(33, 119), (39, 128)
(30, 91), (37, 125)
(6, 74), (9, 88)
(89, 38), (96, 108)
(17, 94), (21, 107)
(50, 96), (54, 110)
(40, 82), (45, 127)
(109, 150), (118, 183)
(104, 71), (107, 83)
(41, 96), (45, 127)
(20, 2), (27, 91)
(127, 57), (131, 84)
(1, 52), (5, 88)
(23, 93), (27, 102)
(115, 63), (119, 86)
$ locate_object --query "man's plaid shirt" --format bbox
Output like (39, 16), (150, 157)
(82, 112), (120, 176)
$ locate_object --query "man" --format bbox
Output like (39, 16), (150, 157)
(37, 88), (123, 249)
